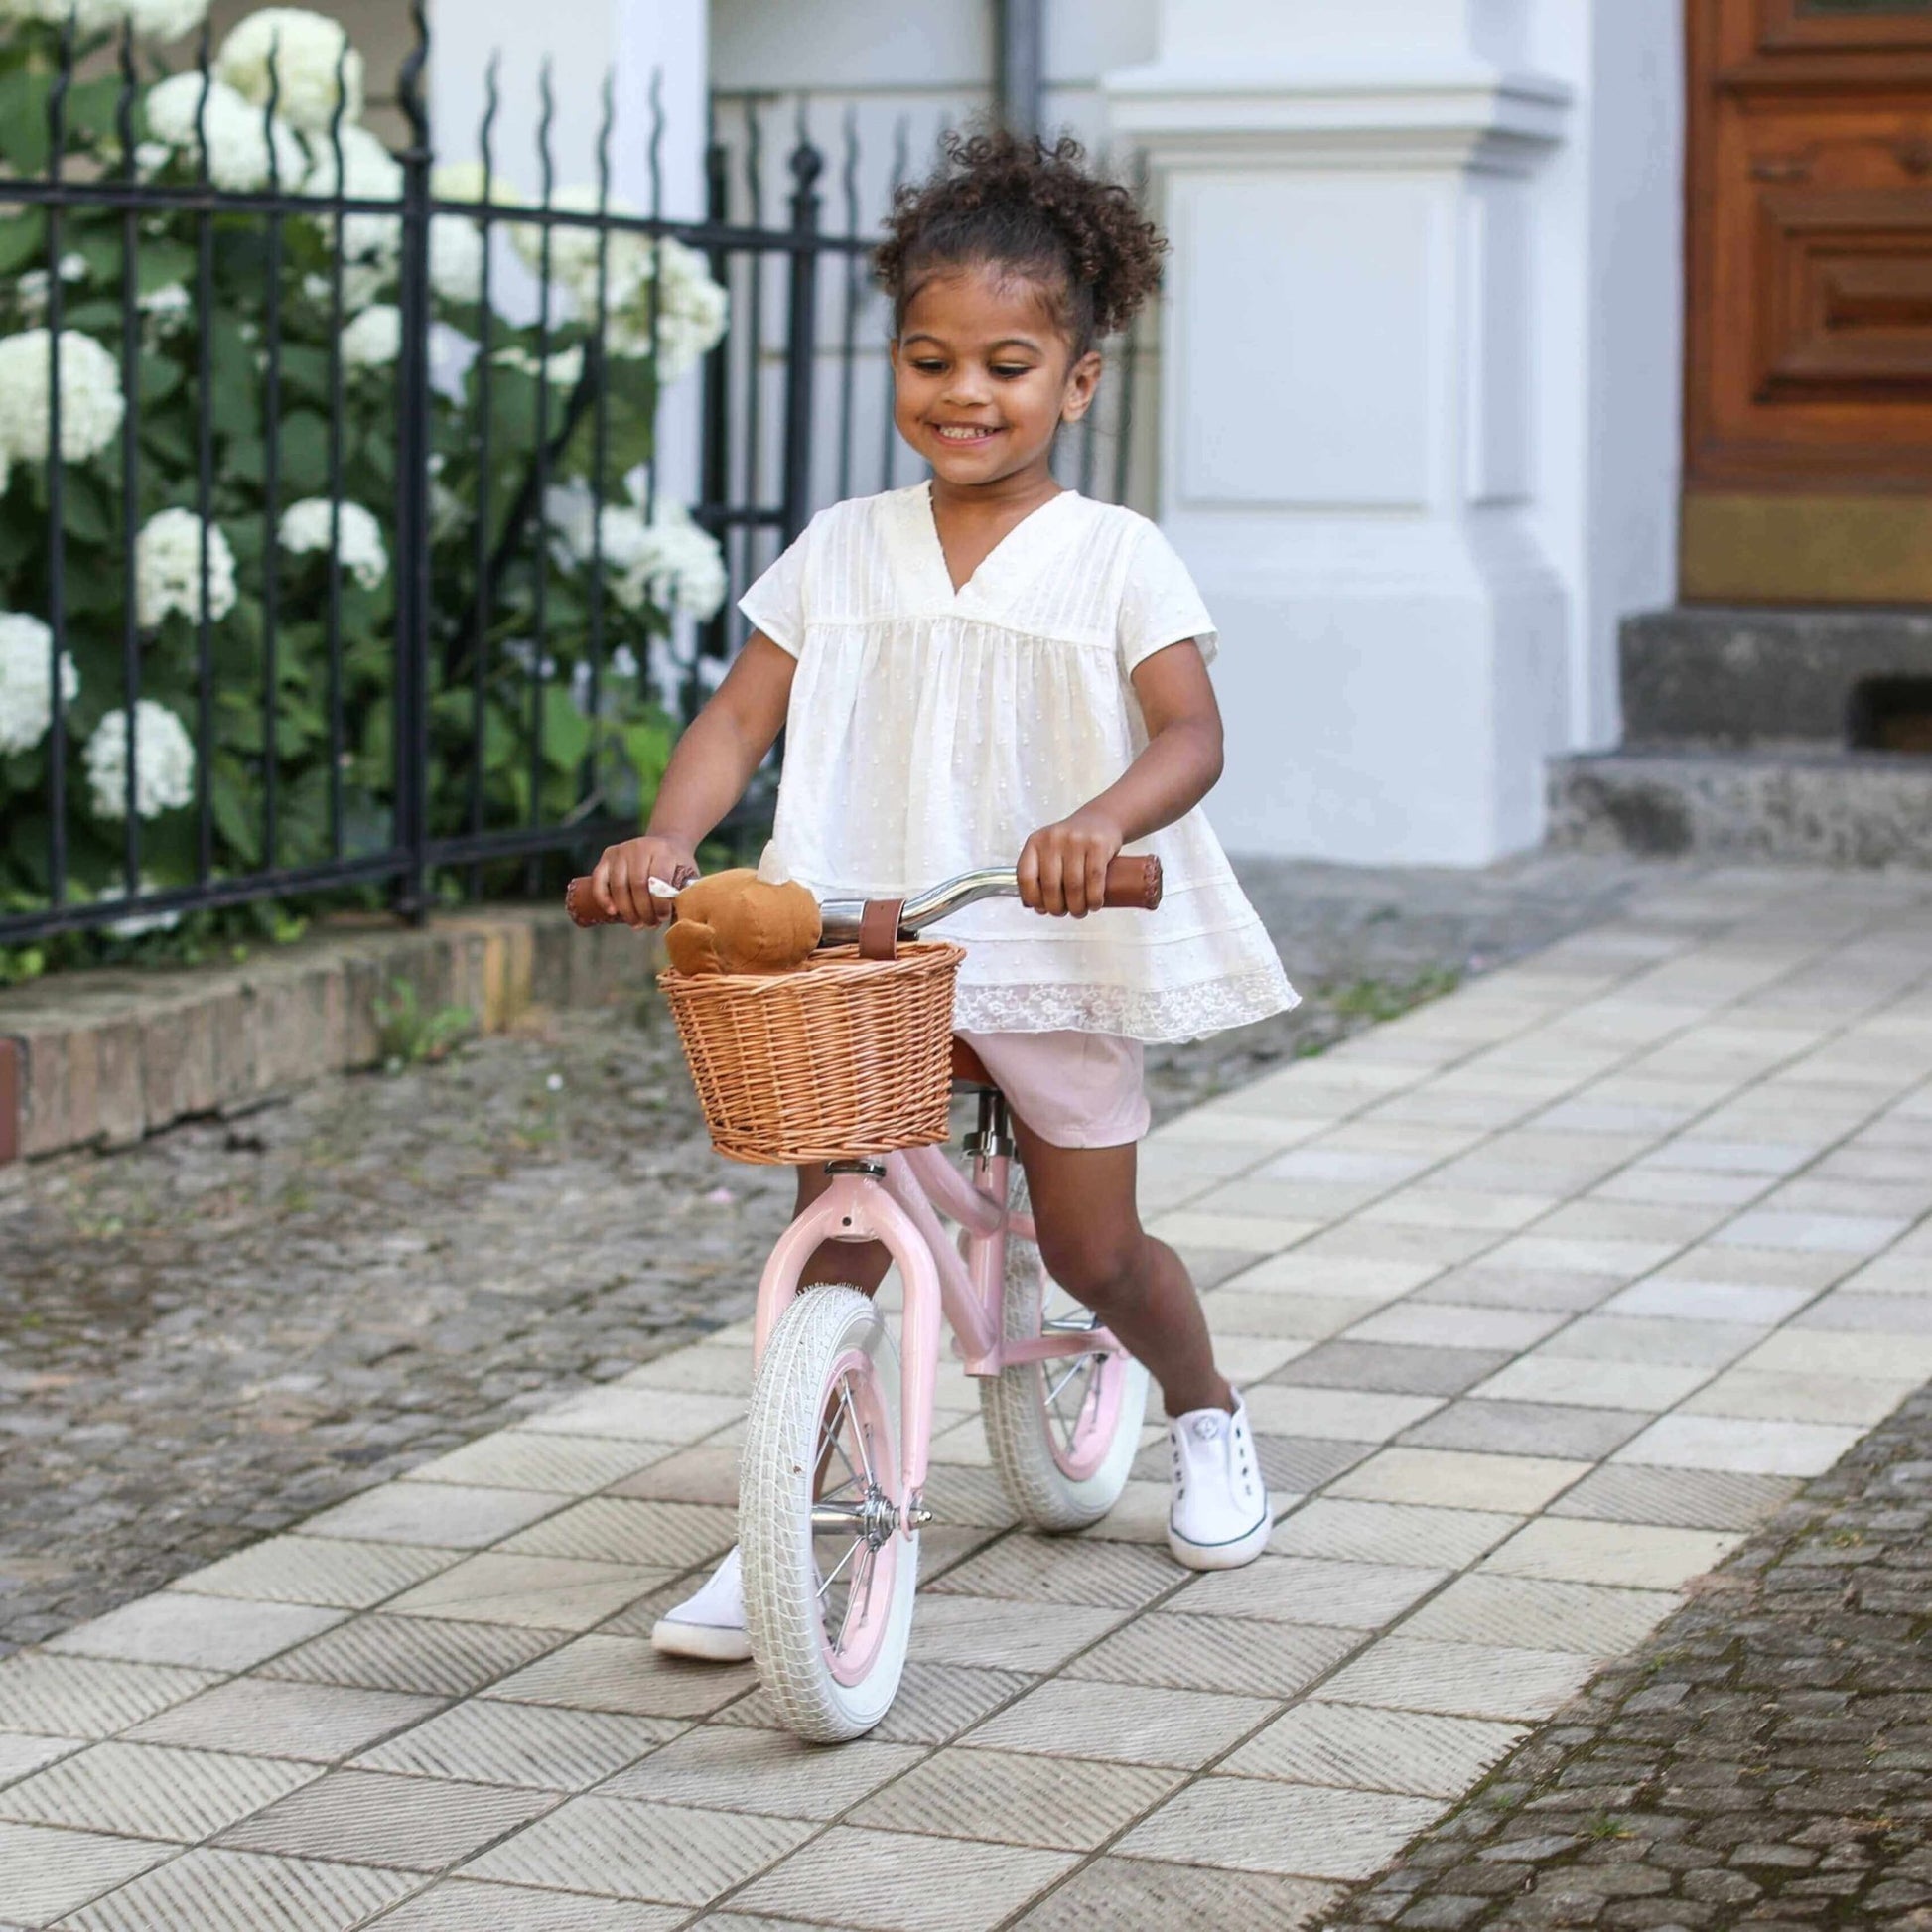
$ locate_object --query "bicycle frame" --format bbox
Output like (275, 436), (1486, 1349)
(749, 1130), (1123, 1532)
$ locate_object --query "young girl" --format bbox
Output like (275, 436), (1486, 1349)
(588, 128), (1298, 1662)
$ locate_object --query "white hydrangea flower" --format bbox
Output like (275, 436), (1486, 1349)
(14, 254), (88, 324)
(137, 281), (193, 345)
(615, 500), (727, 620)
(599, 235), (729, 381)
(300, 121), (400, 200)
(96, 877), (183, 937)
(0, 612), (78, 757)
(279, 496), (387, 589)
(11, 0), (208, 34)
(122, 0), (208, 38)
(216, 7), (363, 136)
(545, 484), (725, 621)
(429, 215), (484, 305)
(144, 71), (306, 191)
(85, 700), (196, 821)
(0, 329), (125, 467)
(135, 508), (237, 628)
(493, 343), (584, 388)
(339, 303), (400, 369)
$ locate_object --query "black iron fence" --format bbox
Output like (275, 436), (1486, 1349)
(0, 7), (1151, 950)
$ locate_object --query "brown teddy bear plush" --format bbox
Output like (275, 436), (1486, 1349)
(662, 869), (823, 976)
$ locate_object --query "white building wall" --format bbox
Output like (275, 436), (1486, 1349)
(506, 0), (1684, 864)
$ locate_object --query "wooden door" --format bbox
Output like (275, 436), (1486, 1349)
(1684, 0), (1932, 603)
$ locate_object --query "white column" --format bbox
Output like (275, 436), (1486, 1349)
(1105, 0), (1575, 865)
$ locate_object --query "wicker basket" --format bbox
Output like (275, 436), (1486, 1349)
(658, 941), (967, 1165)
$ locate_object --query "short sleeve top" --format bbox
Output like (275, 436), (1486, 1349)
(738, 482), (1295, 1042)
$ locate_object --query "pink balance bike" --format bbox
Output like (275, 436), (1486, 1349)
(567, 857), (1163, 1740)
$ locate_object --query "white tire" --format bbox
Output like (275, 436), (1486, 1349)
(739, 1286), (919, 1742)
(980, 1172), (1150, 1532)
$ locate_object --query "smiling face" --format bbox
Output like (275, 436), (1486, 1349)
(890, 261), (1102, 497)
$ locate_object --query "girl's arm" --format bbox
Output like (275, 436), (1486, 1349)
(1019, 639), (1224, 918)
(589, 633), (796, 927)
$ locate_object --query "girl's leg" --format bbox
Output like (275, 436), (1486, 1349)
(1012, 1118), (1234, 1419)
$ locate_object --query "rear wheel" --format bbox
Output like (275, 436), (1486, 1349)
(739, 1286), (919, 1742)
(981, 1171), (1150, 1531)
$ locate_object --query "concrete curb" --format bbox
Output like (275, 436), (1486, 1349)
(0, 906), (659, 1164)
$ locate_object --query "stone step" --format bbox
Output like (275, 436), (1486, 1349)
(1622, 607), (1932, 749)
(1548, 748), (1932, 868)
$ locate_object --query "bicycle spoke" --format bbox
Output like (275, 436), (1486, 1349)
(816, 1536), (860, 1602)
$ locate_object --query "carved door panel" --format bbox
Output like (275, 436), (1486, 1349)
(1685, 0), (1932, 601)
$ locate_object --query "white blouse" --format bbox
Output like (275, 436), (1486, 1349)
(739, 481), (1298, 1043)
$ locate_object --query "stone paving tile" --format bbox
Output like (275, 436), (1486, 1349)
(214, 1766), (550, 1869)
(1223, 1701), (1525, 1798)
(1061, 1611), (1360, 1699)
(1538, 1310), (1768, 1366)
(1317, 1636), (1596, 1721)
(486, 1633), (756, 1720)
(907, 1594), (1124, 1675)
(1476, 1514), (1743, 1588)
(969, 1676), (1275, 1768)
(848, 1744), (1180, 1850)
(712, 1659), (1032, 1747)
(1265, 1341), (1516, 1397)
(1397, 1396), (1652, 1460)
(1344, 1301), (1571, 1353)
(728, 1825), (1078, 1932)
(353, 1698), (679, 1790)
(381, 1553), (672, 1631)
(256, 1613), (561, 1698)
(1544, 1460), (1799, 1529)
(1268, 1498), (1523, 1570)
(167, 1536), (462, 1611)
(125, 1676), (442, 1762)
(1614, 1410), (1866, 1475)
(299, 1484), (560, 1551)
(0, 1732), (83, 1785)
(46, 1594), (345, 1674)
(1176, 1554), (1445, 1629)
(1683, 1364), (1920, 1425)
(1010, 1856), (1340, 1930)
(0, 1819), (177, 1924)
(600, 1724), (921, 1818)
(399, 1433), (676, 1495)
(373, 1877), (680, 1930)
(1239, 1384), (1444, 1442)
(460, 1794), (812, 1903)
(922, 1534), (1177, 1612)
(0, 1738), (318, 1842)
(1327, 1448), (1590, 1515)
(1400, 1573), (1679, 1655)
(519, 1386), (746, 1443)
(0, 1654), (218, 1739)
(1118, 1775), (1444, 1879)
(1467, 1351), (1714, 1411)
(496, 1497), (738, 1572)
(605, 1443), (745, 1507)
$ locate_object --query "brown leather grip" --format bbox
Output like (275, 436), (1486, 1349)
(1101, 855), (1164, 911)
(563, 878), (612, 928)
(858, 897), (905, 961)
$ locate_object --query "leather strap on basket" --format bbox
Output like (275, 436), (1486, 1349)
(858, 898), (905, 961)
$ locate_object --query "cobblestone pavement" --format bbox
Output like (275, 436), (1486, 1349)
(1317, 1382), (1932, 1932)
(0, 862), (1927, 1929)
(0, 852), (1651, 1656)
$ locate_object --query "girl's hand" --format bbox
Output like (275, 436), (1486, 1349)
(590, 835), (699, 928)
(1019, 808), (1125, 918)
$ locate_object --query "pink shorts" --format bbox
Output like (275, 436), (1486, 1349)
(954, 1030), (1151, 1150)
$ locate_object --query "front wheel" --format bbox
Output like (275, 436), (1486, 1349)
(981, 1171), (1150, 1531)
(740, 1286), (918, 1742)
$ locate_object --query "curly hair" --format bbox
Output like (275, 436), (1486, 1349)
(874, 125), (1167, 360)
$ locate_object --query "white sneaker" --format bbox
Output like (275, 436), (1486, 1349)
(649, 1547), (751, 1662)
(1167, 1393), (1271, 1571)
